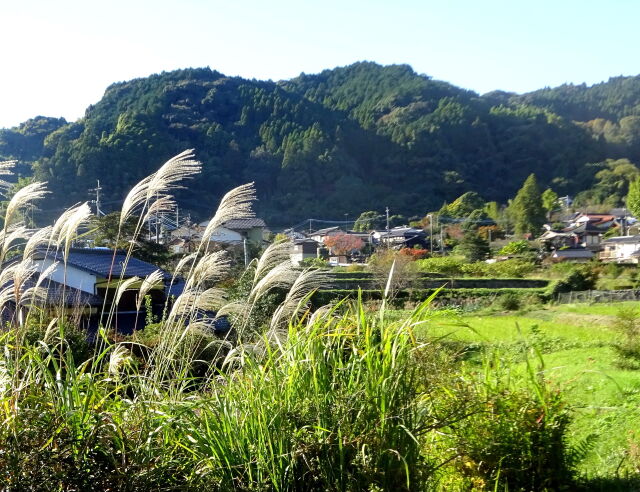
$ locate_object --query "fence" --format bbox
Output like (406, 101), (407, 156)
(556, 289), (640, 304)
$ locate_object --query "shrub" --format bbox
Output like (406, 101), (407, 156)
(494, 292), (521, 311)
(613, 306), (640, 369)
(416, 256), (466, 276)
(552, 264), (599, 294)
(299, 257), (329, 269)
(498, 239), (530, 256)
(367, 249), (417, 295)
(399, 246), (429, 260)
(447, 353), (578, 490)
(460, 262), (489, 277)
(343, 263), (365, 273)
(487, 258), (536, 278)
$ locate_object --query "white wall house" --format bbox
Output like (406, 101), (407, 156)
(35, 258), (98, 294)
(205, 226), (244, 244)
(600, 236), (640, 263)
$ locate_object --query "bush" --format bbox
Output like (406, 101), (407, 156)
(488, 258), (536, 278)
(495, 292), (521, 311)
(299, 257), (330, 269)
(552, 264), (599, 294)
(447, 353), (578, 490)
(498, 239), (530, 256)
(613, 306), (640, 369)
(398, 247), (429, 260)
(460, 262), (489, 277)
(416, 256), (465, 276)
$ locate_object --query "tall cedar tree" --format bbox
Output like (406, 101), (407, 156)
(511, 174), (546, 236)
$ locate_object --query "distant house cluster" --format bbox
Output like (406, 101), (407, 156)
(539, 208), (640, 263)
(287, 225), (429, 266)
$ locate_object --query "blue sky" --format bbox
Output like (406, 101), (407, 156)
(1, 0), (639, 128)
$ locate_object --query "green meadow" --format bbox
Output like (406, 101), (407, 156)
(411, 301), (640, 486)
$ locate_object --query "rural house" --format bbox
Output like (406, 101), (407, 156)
(3, 248), (171, 333)
(600, 235), (640, 263)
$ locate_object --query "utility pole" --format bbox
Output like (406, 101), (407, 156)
(427, 214), (433, 255)
(440, 224), (444, 255)
(386, 206), (390, 247)
(90, 180), (103, 216)
(309, 218), (312, 234)
(344, 213), (348, 232)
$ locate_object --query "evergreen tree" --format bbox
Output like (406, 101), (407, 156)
(353, 210), (383, 232)
(626, 176), (640, 218)
(510, 174), (546, 236)
(457, 231), (491, 262)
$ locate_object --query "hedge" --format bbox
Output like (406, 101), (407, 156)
(311, 288), (550, 307)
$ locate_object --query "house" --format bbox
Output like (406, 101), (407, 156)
(171, 225), (202, 240)
(198, 218), (267, 244)
(290, 238), (320, 266)
(550, 249), (595, 263)
(561, 213), (619, 251)
(371, 227), (427, 248)
(309, 226), (343, 244)
(223, 218), (267, 243)
(539, 230), (577, 251)
(4, 248), (171, 333)
(600, 235), (640, 263)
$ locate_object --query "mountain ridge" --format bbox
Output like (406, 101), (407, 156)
(1, 62), (638, 225)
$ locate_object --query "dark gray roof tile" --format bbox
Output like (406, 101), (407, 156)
(35, 248), (170, 280)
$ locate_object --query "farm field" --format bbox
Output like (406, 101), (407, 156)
(410, 301), (640, 486)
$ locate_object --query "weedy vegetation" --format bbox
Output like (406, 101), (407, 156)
(0, 152), (634, 490)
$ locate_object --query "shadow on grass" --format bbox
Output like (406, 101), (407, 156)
(577, 476), (640, 491)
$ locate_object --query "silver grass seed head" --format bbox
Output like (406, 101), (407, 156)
(186, 251), (231, 289)
(136, 269), (165, 312)
(114, 277), (140, 306)
(121, 150), (201, 227)
(1, 225), (30, 261)
(23, 226), (53, 259)
(201, 183), (256, 242)
(57, 203), (92, 252)
(253, 241), (293, 283)
(4, 181), (48, 229)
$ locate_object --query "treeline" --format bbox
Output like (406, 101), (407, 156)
(3, 62), (640, 224)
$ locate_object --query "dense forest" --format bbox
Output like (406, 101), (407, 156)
(2, 62), (640, 225)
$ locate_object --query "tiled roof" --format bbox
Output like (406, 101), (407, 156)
(312, 226), (341, 236)
(602, 235), (640, 244)
(35, 248), (170, 280)
(552, 249), (594, 258)
(222, 218), (266, 230)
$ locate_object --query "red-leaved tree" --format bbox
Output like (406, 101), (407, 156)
(323, 234), (364, 255)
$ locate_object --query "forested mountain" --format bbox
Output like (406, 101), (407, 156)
(2, 63), (639, 225)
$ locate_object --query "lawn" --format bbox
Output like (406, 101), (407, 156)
(414, 301), (640, 484)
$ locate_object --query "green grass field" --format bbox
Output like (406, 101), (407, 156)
(412, 302), (640, 484)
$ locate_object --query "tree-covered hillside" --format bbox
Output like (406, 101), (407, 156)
(5, 62), (640, 225)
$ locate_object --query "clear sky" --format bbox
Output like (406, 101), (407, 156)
(1, 0), (639, 129)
